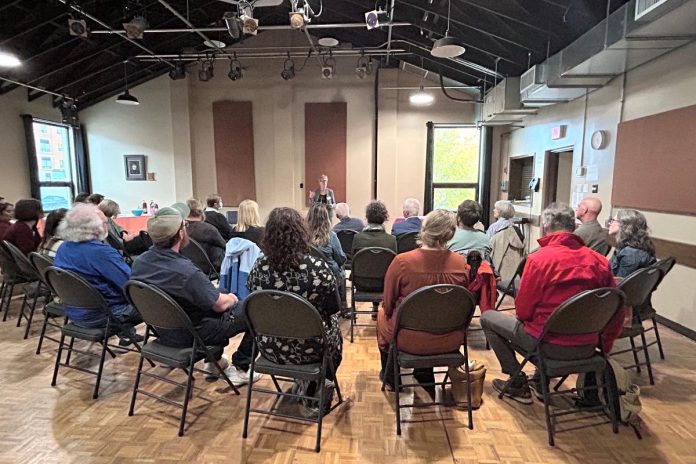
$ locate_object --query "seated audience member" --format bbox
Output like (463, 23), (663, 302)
(98, 199), (151, 256)
(73, 192), (90, 204)
(4, 199), (43, 255)
(447, 200), (491, 259)
(487, 201), (516, 239)
(333, 203), (364, 233)
(131, 206), (259, 386)
(54, 204), (142, 344)
(352, 200), (397, 255)
(204, 194), (233, 240)
(481, 203), (616, 403)
(391, 198), (422, 236)
(87, 193), (105, 206)
(377, 209), (470, 389)
(575, 197), (610, 255)
(38, 208), (67, 258)
(608, 209), (656, 277)
(307, 203), (346, 280)
(229, 199), (265, 246)
(184, 198), (226, 269)
(247, 207), (341, 415)
(0, 201), (14, 239)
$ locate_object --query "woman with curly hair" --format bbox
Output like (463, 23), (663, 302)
(247, 207), (341, 416)
(608, 209), (656, 277)
(306, 203), (346, 280)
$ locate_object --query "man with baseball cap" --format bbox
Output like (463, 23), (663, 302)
(131, 204), (260, 386)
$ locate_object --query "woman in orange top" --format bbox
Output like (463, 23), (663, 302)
(377, 209), (470, 389)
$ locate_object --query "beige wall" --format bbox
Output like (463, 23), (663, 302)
(0, 90), (63, 202)
(495, 41), (696, 331)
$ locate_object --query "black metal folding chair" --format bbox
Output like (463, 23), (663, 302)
(181, 238), (220, 281)
(29, 252), (66, 354)
(348, 247), (396, 343)
(3, 241), (49, 336)
(396, 231), (420, 254)
(44, 266), (147, 399)
(335, 230), (358, 270)
(497, 287), (625, 446)
(494, 256), (527, 312)
(0, 243), (33, 320)
(382, 284), (477, 435)
(639, 256), (676, 360)
(612, 266), (663, 385)
(242, 290), (344, 452)
(124, 280), (240, 436)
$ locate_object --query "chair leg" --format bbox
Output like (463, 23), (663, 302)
(629, 337), (641, 373)
(349, 287), (355, 343)
(0, 280), (6, 313)
(381, 349), (393, 392)
(36, 311), (50, 355)
(128, 353), (146, 416)
(23, 292), (40, 338)
(242, 345), (257, 439)
(93, 338), (109, 399)
(640, 330), (655, 385)
(16, 292), (29, 327)
(463, 341), (473, 430)
(3, 282), (16, 321)
(65, 337), (75, 366)
(652, 317), (665, 360)
(51, 332), (66, 386)
(393, 348), (402, 436)
(328, 357), (344, 405)
(315, 358), (328, 453)
(538, 365), (555, 447)
(603, 365), (620, 434)
(179, 357), (196, 437)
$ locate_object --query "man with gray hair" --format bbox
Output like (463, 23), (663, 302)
(333, 202), (364, 233)
(481, 203), (615, 404)
(391, 197), (422, 236)
(54, 203), (142, 345)
(575, 196), (610, 255)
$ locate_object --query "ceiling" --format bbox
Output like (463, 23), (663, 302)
(0, 0), (631, 110)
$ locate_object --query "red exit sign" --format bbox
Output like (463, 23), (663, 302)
(551, 125), (567, 140)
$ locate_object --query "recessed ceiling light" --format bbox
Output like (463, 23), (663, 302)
(0, 51), (21, 67)
(318, 37), (339, 47)
(204, 39), (227, 49)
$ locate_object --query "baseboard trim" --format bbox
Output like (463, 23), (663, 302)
(656, 315), (696, 342)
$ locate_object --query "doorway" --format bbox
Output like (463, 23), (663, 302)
(543, 149), (573, 207)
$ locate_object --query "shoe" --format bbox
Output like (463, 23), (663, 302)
(379, 369), (402, 392)
(527, 376), (547, 402)
(203, 356), (229, 381)
(118, 333), (145, 347)
(492, 377), (533, 405)
(299, 380), (335, 419)
(224, 365), (262, 387)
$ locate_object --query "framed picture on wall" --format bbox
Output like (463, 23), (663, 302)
(124, 154), (146, 181)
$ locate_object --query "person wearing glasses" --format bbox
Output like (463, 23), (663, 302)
(607, 209), (656, 278)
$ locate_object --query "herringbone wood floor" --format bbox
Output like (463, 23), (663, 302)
(0, 293), (695, 464)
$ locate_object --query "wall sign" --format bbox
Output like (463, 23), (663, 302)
(551, 125), (567, 140)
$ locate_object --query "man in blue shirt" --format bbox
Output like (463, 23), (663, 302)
(391, 198), (422, 236)
(332, 203), (365, 233)
(54, 203), (141, 344)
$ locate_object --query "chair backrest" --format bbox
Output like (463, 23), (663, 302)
(124, 280), (195, 332)
(514, 255), (528, 279)
(396, 231), (420, 254)
(180, 238), (217, 277)
(617, 266), (662, 307)
(244, 289), (326, 342)
(29, 252), (53, 286)
(541, 288), (625, 341)
(336, 229), (357, 260)
(351, 247), (396, 291)
(2, 240), (39, 280)
(395, 284), (476, 335)
(43, 266), (109, 313)
(652, 256), (676, 288)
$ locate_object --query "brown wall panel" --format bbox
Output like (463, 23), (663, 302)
(612, 103), (696, 216)
(213, 100), (256, 205)
(305, 102), (347, 204)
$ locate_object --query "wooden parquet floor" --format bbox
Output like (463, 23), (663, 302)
(1, 294), (696, 464)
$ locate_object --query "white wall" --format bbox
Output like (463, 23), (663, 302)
(496, 40), (696, 331)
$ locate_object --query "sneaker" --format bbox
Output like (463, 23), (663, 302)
(203, 356), (229, 381)
(492, 377), (533, 405)
(527, 377), (546, 402)
(118, 333), (145, 347)
(224, 365), (262, 387)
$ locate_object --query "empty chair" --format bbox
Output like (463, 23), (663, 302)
(612, 266), (663, 385)
(638, 256), (676, 360)
(496, 288), (625, 446)
(3, 240), (48, 336)
(348, 247), (396, 343)
(335, 229), (358, 269)
(29, 252), (65, 354)
(396, 231), (420, 254)
(0, 243), (32, 319)
(180, 238), (220, 281)
(242, 290), (343, 453)
(381, 284), (477, 435)
(124, 280), (239, 436)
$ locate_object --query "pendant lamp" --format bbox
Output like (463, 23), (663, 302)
(431, 0), (465, 58)
(116, 60), (140, 105)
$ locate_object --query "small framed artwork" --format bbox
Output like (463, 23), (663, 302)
(124, 154), (146, 181)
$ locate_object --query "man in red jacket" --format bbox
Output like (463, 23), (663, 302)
(481, 203), (615, 404)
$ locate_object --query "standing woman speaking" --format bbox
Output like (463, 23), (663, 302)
(309, 174), (336, 219)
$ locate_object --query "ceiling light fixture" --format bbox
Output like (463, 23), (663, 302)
(223, 11), (243, 39)
(321, 55), (336, 79)
(198, 59), (214, 82)
(123, 15), (148, 40)
(317, 37), (339, 48)
(281, 52), (295, 80)
(169, 61), (186, 80)
(355, 53), (370, 79)
(228, 54), (243, 81)
(0, 51), (21, 68)
(409, 86), (434, 106)
(431, 0), (465, 58)
(203, 39), (226, 49)
(116, 60), (140, 105)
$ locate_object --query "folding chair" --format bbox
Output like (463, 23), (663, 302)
(396, 231), (420, 254)
(639, 257), (676, 360)
(44, 266), (147, 399)
(29, 252), (66, 354)
(612, 266), (663, 385)
(0, 243), (32, 319)
(105, 231), (134, 266)
(335, 230), (357, 270)
(242, 290), (344, 452)
(124, 280), (240, 436)
(348, 247), (396, 343)
(382, 284), (477, 435)
(497, 287), (625, 446)
(181, 238), (220, 281)
(494, 256), (527, 311)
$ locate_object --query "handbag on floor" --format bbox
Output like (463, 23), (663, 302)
(448, 360), (486, 409)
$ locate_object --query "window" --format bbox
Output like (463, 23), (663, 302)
(508, 156), (534, 203)
(41, 157), (52, 169)
(424, 123), (481, 212)
(39, 139), (50, 153)
(39, 124), (47, 133)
